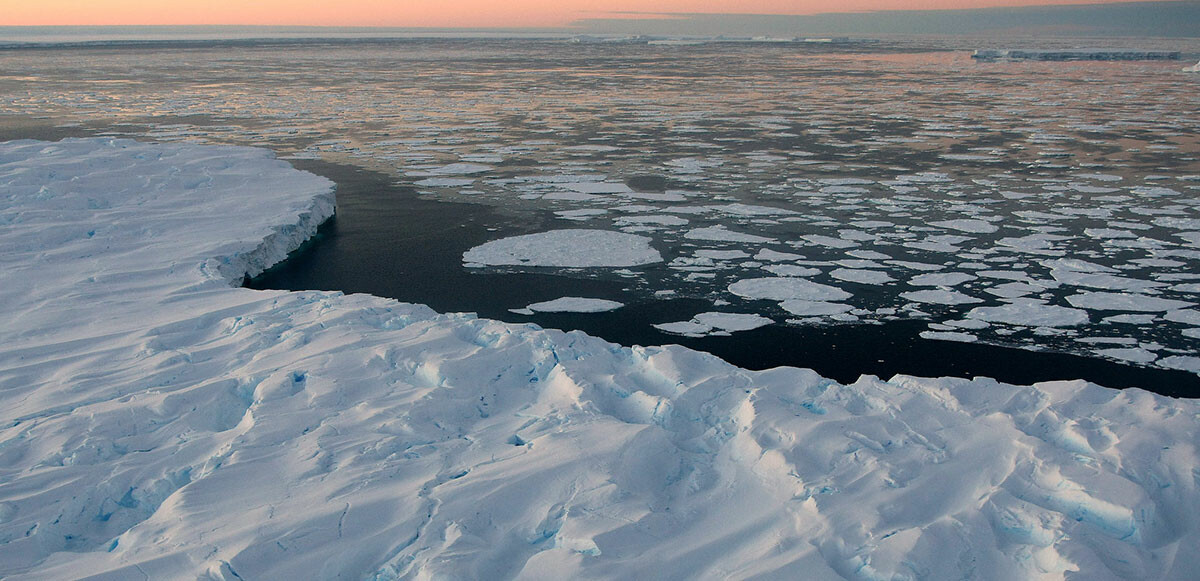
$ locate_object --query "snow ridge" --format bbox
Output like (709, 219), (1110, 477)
(1, 140), (1198, 580)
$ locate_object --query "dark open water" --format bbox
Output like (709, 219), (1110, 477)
(249, 160), (1200, 397)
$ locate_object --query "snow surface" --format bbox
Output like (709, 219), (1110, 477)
(2, 139), (1200, 580)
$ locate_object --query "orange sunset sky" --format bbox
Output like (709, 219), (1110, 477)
(0, 0), (1163, 28)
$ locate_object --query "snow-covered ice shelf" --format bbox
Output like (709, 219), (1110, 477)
(2, 139), (1199, 580)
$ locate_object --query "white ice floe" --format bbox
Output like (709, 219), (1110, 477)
(413, 177), (475, 187)
(985, 281), (1043, 298)
(684, 225), (775, 243)
(901, 289), (984, 305)
(622, 190), (689, 202)
(919, 330), (979, 342)
(1095, 347), (1158, 364)
(1051, 269), (1164, 292)
(763, 264), (823, 277)
(1066, 292), (1193, 313)
(930, 219), (1000, 233)
(654, 312), (772, 336)
(967, 299), (1090, 327)
(710, 203), (798, 216)
(695, 249), (749, 260)
(1160, 356), (1200, 372)
(1165, 310), (1200, 326)
(614, 214), (690, 227)
(754, 248), (804, 261)
(463, 229), (662, 267)
(651, 320), (712, 336)
(830, 268), (894, 285)
(1104, 314), (1158, 325)
(802, 234), (859, 249)
(694, 311), (773, 332)
(1042, 258), (1116, 273)
(556, 208), (609, 221)
(541, 190), (605, 202)
(779, 300), (854, 316)
(563, 181), (634, 194)
(729, 277), (853, 302)
(524, 297), (625, 313)
(1084, 228), (1138, 239)
(2, 140), (1199, 581)
(909, 272), (976, 287)
(426, 162), (493, 175)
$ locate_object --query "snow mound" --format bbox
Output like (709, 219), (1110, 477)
(2, 140), (1199, 580)
(463, 229), (662, 268)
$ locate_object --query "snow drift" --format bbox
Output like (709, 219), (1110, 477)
(1, 139), (1198, 580)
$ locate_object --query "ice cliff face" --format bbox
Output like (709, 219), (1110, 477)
(1, 139), (1198, 580)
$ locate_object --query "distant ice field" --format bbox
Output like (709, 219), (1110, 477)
(1, 37), (1198, 378)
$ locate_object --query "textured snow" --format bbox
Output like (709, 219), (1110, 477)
(463, 229), (662, 268)
(3, 140), (1200, 580)
(524, 297), (624, 313)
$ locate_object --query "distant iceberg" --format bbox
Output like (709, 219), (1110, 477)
(1185, 60), (1200, 72)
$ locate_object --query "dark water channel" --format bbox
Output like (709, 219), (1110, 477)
(249, 161), (1200, 398)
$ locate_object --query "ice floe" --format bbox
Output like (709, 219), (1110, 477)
(684, 225), (775, 244)
(654, 312), (773, 337)
(930, 218), (1000, 233)
(729, 277), (853, 302)
(919, 330), (979, 342)
(830, 268), (894, 285)
(463, 229), (662, 268)
(901, 289), (984, 305)
(1066, 292), (1193, 313)
(523, 297), (625, 313)
(968, 299), (1090, 327)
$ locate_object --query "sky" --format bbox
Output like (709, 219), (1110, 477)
(0, 0), (1176, 28)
